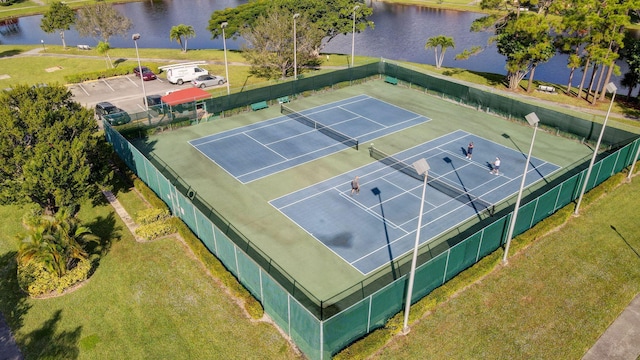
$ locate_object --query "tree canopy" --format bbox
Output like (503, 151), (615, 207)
(208, 0), (373, 52)
(75, 2), (132, 43)
(40, 1), (75, 49)
(241, 9), (324, 79)
(465, 0), (638, 99)
(170, 24), (196, 53)
(0, 85), (112, 215)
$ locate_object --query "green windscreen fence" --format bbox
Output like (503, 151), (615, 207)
(104, 60), (640, 359)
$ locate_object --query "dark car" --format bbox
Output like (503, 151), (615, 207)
(191, 74), (226, 88)
(144, 94), (165, 114)
(144, 94), (162, 107)
(133, 66), (157, 81)
(95, 102), (131, 125)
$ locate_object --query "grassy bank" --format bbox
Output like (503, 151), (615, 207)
(338, 168), (640, 358)
(0, 174), (303, 359)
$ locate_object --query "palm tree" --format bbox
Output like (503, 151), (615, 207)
(18, 208), (97, 278)
(170, 24), (196, 53)
(425, 35), (455, 69)
(96, 41), (112, 68)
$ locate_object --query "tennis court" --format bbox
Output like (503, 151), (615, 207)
(189, 95), (430, 183)
(132, 80), (594, 300)
(270, 130), (560, 274)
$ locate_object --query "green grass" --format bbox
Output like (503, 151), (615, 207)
(0, 0), (142, 19)
(0, 199), (303, 359)
(337, 169), (640, 358)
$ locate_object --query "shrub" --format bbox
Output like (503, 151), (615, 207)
(17, 258), (92, 297)
(135, 207), (170, 225)
(135, 221), (176, 240)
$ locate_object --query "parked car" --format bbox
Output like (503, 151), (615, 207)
(133, 66), (157, 81)
(95, 102), (131, 125)
(144, 94), (162, 107)
(191, 74), (226, 88)
(144, 94), (165, 114)
(160, 62), (208, 85)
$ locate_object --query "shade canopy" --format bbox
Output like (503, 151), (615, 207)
(161, 87), (210, 106)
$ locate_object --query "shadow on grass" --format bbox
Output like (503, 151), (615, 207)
(0, 251), (30, 333)
(86, 212), (122, 274)
(620, 97), (640, 120)
(0, 49), (22, 58)
(441, 69), (506, 87)
(19, 310), (81, 359)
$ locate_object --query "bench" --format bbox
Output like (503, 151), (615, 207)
(537, 85), (556, 93)
(251, 101), (268, 111)
(77, 45), (91, 50)
(385, 76), (398, 85)
(277, 96), (290, 104)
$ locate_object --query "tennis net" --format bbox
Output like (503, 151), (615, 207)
(281, 105), (358, 150)
(369, 146), (494, 214)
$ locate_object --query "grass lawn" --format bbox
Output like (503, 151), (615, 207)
(0, 194), (302, 359)
(338, 169), (640, 358)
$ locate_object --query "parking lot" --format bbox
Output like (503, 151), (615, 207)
(69, 74), (201, 115)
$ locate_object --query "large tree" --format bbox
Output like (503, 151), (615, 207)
(620, 34), (640, 99)
(75, 2), (132, 43)
(467, 1), (555, 91)
(240, 9), (324, 79)
(208, 0), (373, 54)
(40, 1), (75, 49)
(425, 35), (455, 69)
(169, 24), (196, 53)
(0, 85), (112, 215)
(495, 13), (555, 91)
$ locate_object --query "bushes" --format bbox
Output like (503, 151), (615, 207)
(134, 207), (175, 241)
(136, 207), (170, 225)
(64, 64), (160, 84)
(18, 258), (92, 297)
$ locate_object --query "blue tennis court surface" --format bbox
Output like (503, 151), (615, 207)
(189, 95), (430, 183)
(270, 130), (561, 274)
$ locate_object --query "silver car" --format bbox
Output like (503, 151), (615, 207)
(191, 74), (226, 88)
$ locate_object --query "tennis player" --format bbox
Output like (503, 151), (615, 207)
(351, 176), (360, 195)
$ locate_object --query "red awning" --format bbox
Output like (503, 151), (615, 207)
(161, 87), (210, 106)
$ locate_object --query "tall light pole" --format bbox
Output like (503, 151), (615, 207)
(221, 22), (230, 95)
(627, 138), (640, 182)
(351, 5), (360, 68)
(403, 158), (430, 334)
(293, 13), (300, 80)
(574, 82), (617, 215)
(502, 112), (540, 264)
(132, 33), (148, 111)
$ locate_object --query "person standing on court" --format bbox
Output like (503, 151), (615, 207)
(466, 141), (474, 160)
(351, 176), (360, 195)
(490, 157), (501, 175)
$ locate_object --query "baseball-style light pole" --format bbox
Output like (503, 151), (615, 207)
(293, 13), (300, 80)
(221, 22), (230, 95)
(132, 33), (148, 111)
(402, 158), (430, 334)
(351, 5), (360, 68)
(574, 82), (617, 215)
(502, 112), (540, 264)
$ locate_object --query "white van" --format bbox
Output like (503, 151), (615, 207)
(159, 62), (209, 85)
